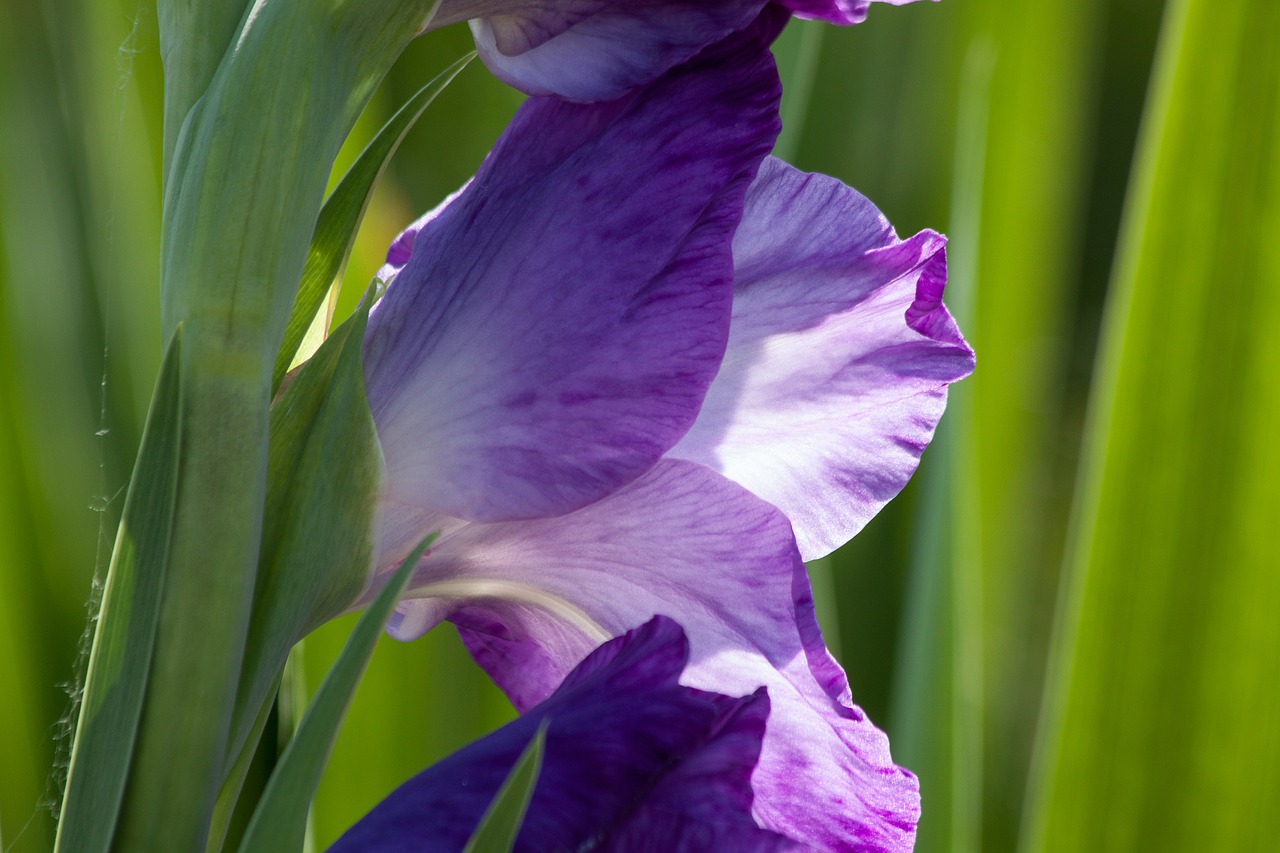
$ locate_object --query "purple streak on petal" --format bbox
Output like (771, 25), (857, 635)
(362, 25), (781, 525)
(330, 617), (798, 852)
(470, 2), (780, 101)
(666, 157), (975, 559)
(395, 460), (917, 851)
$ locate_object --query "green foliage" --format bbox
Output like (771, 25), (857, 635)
(273, 52), (475, 391)
(887, 44), (992, 853)
(462, 725), (547, 853)
(0, 3), (163, 846)
(154, 0), (248, 174)
(119, 1), (442, 847)
(225, 295), (385, 818)
(237, 536), (434, 853)
(1022, 0), (1280, 848)
(54, 333), (182, 853)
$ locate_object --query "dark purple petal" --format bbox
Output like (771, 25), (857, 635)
(330, 617), (797, 852)
(667, 157), (975, 559)
(363, 21), (781, 525)
(390, 460), (918, 851)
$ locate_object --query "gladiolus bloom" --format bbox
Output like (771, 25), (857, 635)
(356, 12), (971, 851)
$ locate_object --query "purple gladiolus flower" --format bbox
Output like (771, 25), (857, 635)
(332, 617), (799, 851)
(355, 12), (972, 851)
(428, 0), (930, 100)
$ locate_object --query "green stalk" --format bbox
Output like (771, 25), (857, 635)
(156, 0), (251, 178)
(154, 0), (249, 175)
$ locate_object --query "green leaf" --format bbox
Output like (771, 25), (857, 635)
(462, 724), (547, 853)
(273, 52), (475, 392)
(237, 534), (436, 853)
(952, 1), (1107, 848)
(1022, 0), (1280, 849)
(888, 42), (992, 853)
(54, 330), (183, 853)
(226, 294), (384, 791)
(130, 4), (445, 847)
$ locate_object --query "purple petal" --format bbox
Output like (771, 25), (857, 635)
(467, 2), (778, 101)
(780, 0), (871, 24)
(363, 23), (781, 524)
(392, 460), (918, 851)
(444, 0), (925, 100)
(330, 616), (797, 852)
(373, 182), (470, 286)
(667, 157), (975, 559)
(781, 0), (928, 25)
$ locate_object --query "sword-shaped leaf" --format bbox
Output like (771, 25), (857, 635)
(55, 331), (183, 853)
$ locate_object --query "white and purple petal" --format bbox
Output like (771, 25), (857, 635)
(781, 0), (927, 26)
(433, 0), (923, 100)
(667, 157), (975, 559)
(390, 460), (918, 852)
(330, 617), (797, 852)
(363, 22), (781, 526)
(467, 1), (775, 101)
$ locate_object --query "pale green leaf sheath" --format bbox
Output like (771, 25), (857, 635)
(203, 296), (386, 851)
(157, 0), (252, 178)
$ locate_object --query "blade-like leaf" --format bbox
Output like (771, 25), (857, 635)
(462, 724), (547, 853)
(156, 0), (249, 177)
(237, 534), (436, 853)
(55, 330), (183, 853)
(1022, 0), (1280, 849)
(273, 52), (475, 391)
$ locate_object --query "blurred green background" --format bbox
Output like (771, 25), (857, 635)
(2, 0), (1276, 850)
